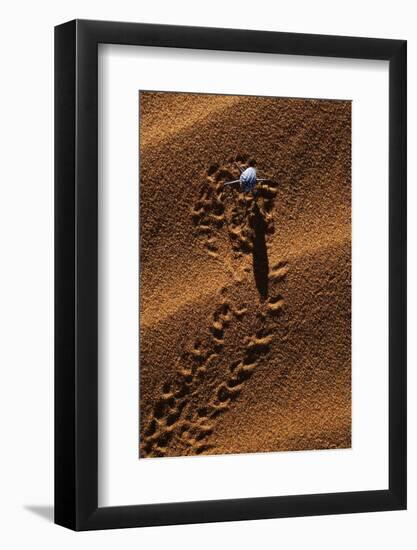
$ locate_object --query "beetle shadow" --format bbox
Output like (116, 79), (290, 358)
(250, 202), (269, 301)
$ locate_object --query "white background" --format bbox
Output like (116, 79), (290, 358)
(0, 1), (415, 548)
(99, 46), (389, 506)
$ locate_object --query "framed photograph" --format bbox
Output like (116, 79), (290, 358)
(55, 20), (406, 530)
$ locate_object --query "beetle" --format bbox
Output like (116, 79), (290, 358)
(224, 165), (271, 193)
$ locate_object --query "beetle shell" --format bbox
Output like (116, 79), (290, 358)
(240, 167), (257, 192)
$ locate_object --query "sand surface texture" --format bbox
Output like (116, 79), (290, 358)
(139, 92), (351, 458)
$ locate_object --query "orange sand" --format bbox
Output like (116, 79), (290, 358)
(139, 92), (351, 458)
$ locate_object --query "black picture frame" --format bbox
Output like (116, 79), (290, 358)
(55, 19), (407, 531)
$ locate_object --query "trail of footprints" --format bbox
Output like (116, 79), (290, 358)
(190, 155), (278, 260)
(140, 158), (287, 458)
(141, 261), (289, 458)
(141, 295), (238, 457)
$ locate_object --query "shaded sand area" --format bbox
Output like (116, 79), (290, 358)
(139, 92), (351, 458)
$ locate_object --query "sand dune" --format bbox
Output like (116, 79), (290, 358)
(139, 92), (351, 458)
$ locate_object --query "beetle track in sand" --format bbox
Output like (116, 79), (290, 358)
(140, 159), (286, 457)
(140, 264), (289, 458)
